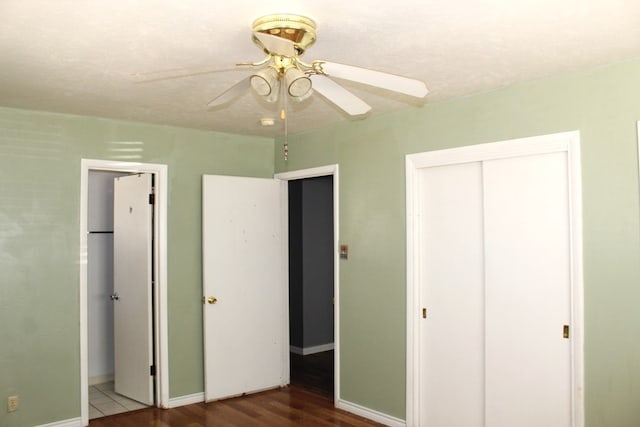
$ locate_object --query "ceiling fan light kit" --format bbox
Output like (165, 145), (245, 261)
(250, 67), (279, 96)
(232, 13), (429, 113)
(202, 12), (428, 115)
(284, 67), (312, 97)
(138, 13), (428, 160)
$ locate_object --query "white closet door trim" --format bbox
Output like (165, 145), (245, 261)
(408, 131), (574, 169)
(406, 131), (584, 427)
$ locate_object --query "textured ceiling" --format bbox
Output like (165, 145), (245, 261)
(1, 0), (640, 137)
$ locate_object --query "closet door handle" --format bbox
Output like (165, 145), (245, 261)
(110, 293), (120, 301)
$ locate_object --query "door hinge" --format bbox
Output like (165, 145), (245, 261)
(422, 308), (427, 319)
(563, 325), (570, 339)
(150, 365), (156, 376)
(148, 193), (155, 205)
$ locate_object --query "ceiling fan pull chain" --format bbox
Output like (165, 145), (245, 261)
(282, 82), (289, 161)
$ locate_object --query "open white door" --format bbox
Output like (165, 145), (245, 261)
(202, 175), (287, 401)
(113, 173), (154, 406)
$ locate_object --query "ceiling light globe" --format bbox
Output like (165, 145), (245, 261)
(285, 67), (312, 97)
(250, 75), (272, 96)
(251, 67), (279, 96)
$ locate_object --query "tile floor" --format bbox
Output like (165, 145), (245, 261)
(89, 381), (148, 419)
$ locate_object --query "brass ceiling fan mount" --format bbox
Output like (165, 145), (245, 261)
(251, 14), (317, 55)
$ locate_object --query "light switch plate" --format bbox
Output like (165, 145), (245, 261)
(340, 244), (348, 259)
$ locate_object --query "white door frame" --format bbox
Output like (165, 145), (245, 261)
(275, 164), (340, 404)
(405, 131), (584, 426)
(79, 159), (169, 426)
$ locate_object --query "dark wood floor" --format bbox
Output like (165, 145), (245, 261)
(290, 350), (334, 397)
(88, 384), (384, 426)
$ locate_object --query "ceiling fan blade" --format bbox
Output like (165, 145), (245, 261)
(310, 74), (371, 116)
(207, 77), (251, 108)
(132, 65), (244, 84)
(253, 32), (296, 57)
(317, 61), (428, 98)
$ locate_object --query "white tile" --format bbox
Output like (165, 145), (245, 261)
(95, 381), (115, 392)
(122, 400), (147, 411)
(89, 405), (104, 420)
(106, 390), (147, 406)
(109, 393), (135, 404)
(90, 395), (116, 405)
(89, 389), (107, 399)
(92, 399), (128, 416)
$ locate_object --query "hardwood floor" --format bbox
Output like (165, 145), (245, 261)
(290, 350), (334, 397)
(88, 384), (385, 426)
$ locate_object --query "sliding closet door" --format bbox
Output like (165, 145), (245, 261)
(483, 152), (572, 427)
(418, 162), (485, 427)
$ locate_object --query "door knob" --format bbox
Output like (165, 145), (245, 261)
(207, 296), (218, 304)
(110, 293), (119, 301)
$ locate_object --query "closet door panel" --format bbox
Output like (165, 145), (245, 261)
(483, 152), (572, 427)
(418, 162), (485, 427)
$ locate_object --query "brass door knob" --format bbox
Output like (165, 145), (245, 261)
(207, 296), (218, 304)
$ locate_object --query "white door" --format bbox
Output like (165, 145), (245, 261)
(483, 152), (571, 426)
(415, 141), (576, 426)
(202, 175), (287, 401)
(113, 173), (154, 405)
(418, 162), (485, 427)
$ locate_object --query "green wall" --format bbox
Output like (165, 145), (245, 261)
(2, 57), (640, 427)
(275, 59), (640, 426)
(0, 108), (274, 427)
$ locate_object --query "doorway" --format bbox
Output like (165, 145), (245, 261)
(287, 175), (335, 397)
(87, 170), (146, 419)
(200, 166), (339, 404)
(275, 165), (340, 402)
(80, 159), (169, 426)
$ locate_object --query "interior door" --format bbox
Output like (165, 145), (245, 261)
(202, 175), (287, 401)
(113, 173), (154, 405)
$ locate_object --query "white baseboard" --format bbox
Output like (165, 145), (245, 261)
(36, 418), (82, 427)
(89, 374), (114, 386)
(290, 343), (334, 355)
(337, 399), (406, 427)
(168, 392), (205, 408)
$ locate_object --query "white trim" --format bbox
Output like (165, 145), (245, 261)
(337, 399), (406, 427)
(275, 164), (337, 181)
(79, 159), (169, 426)
(279, 179), (291, 388)
(168, 392), (205, 408)
(637, 121), (640, 227)
(290, 343), (335, 355)
(36, 418), (82, 427)
(405, 154), (419, 427)
(274, 164), (340, 405)
(407, 131), (573, 169)
(568, 133), (585, 427)
(405, 131), (584, 427)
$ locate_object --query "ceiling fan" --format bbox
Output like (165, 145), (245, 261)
(135, 14), (429, 117)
